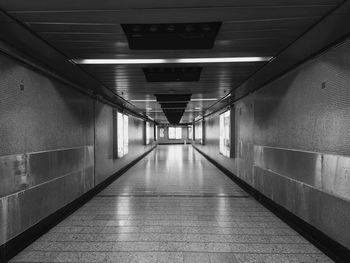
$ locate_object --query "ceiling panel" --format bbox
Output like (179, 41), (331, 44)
(6, 6), (335, 24)
(0, 0), (343, 123)
(0, 0), (342, 11)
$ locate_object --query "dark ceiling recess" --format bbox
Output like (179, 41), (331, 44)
(163, 109), (186, 124)
(121, 22), (222, 50)
(143, 67), (202, 82)
(155, 94), (192, 124)
(155, 94), (192, 102)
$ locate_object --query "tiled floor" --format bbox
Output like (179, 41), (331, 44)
(11, 145), (333, 263)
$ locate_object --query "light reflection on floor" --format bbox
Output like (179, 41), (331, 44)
(10, 145), (333, 263)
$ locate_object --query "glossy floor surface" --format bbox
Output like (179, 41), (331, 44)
(11, 146), (333, 263)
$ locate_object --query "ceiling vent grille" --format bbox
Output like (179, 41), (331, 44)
(122, 22), (221, 50)
(143, 67), (202, 82)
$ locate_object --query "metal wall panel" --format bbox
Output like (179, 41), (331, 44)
(0, 51), (95, 246)
(0, 147), (94, 198)
(254, 146), (350, 201)
(0, 154), (27, 198)
(0, 45), (155, 249)
(251, 38), (350, 248)
(0, 170), (90, 245)
(195, 37), (350, 249)
(253, 166), (350, 248)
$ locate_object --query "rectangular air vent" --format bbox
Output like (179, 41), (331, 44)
(122, 22), (221, 50)
(143, 67), (202, 82)
(155, 94), (192, 102)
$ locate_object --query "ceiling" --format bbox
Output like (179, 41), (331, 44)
(0, 0), (344, 124)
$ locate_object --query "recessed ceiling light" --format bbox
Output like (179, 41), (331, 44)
(72, 57), (272, 65)
(195, 107), (201, 110)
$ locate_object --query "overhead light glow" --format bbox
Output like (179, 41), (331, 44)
(191, 98), (218, 101)
(73, 57), (272, 65)
(147, 110), (202, 113)
(130, 99), (157, 102)
(130, 98), (219, 102)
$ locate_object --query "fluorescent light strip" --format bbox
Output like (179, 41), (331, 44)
(131, 99), (157, 102)
(73, 57), (272, 65)
(191, 98), (218, 101)
(147, 110), (202, 113)
(130, 98), (218, 102)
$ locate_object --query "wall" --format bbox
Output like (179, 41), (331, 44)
(0, 51), (155, 249)
(95, 102), (155, 184)
(157, 125), (192, 144)
(195, 37), (350, 249)
(194, 121), (204, 145)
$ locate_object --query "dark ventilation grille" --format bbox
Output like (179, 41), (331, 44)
(143, 67), (202, 82)
(122, 22), (222, 50)
(155, 94), (192, 102)
(155, 94), (192, 124)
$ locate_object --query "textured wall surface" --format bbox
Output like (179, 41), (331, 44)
(0, 52), (155, 247)
(0, 55), (94, 156)
(94, 101), (155, 185)
(195, 37), (350, 249)
(0, 52), (94, 246)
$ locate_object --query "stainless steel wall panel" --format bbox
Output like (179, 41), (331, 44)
(0, 147), (93, 198)
(254, 146), (350, 201)
(0, 50), (95, 247)
(0, 42), (154, 252)
(29, 148), (85, 188)
(0, 154), (27, 197)
(253, 166), (350, 248)
(0, 146), (95, 245)
(0, 170), (87, 246)
(250, 38), (350, 249)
